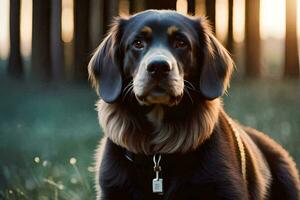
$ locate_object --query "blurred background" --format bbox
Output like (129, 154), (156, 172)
(0, 0), (299, 199)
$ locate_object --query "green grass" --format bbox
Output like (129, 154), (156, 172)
(0, 77), (299, 199)
(224, 79), (300, 162)
(0, 78), (100, 199)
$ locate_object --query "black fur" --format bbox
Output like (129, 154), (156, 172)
(89, 10), (300, 200)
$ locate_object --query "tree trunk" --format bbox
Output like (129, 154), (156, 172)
(103, 0), (119, 34)
(245, 0), (261, 77)
(188, 0), (196, 15)
(90, 0), (104, 49)
(74, 0), (90, 80)
(226, 0), (234, 54)
(129, 0), (145, 14)
(285, 0), (299, 78)
(51, 0), (64, 80)
(145, 0), (177, 10)
(8, 0), (23, 78)
(32, 0), (51, 80)
(205, 0), (216, 32)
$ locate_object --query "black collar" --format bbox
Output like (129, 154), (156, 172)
(123, 148), (154, 167)
(121, 147), (203, 169)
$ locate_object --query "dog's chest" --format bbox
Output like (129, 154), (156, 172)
(99, 143), (224, 200)
(98, 132), (248, 199)
(118, 163), (218, 200)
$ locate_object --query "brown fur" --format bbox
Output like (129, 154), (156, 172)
(96, 98), (220, 155)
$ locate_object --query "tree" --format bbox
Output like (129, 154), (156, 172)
(90, 0), (104, 50)
(74, 0), (90, 80)
(285, 0), (299, 78)
(145, 0), (177, 10)
(245, 0), (261, 77)
(32, 0), (51, 80)
(103, 0), (119, 34)
(188, 0), (196, 15)
(205, 0), (216, 32)
(129, 0), (145, 14)
(51, 0), (64, 80)
(226, 0), (234, 53)
(8, 0), (23, 78)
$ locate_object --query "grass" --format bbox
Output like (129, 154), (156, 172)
(0, 76), (299, 199)
(224, 79), (300, 161)
(0, 78), (100, 199)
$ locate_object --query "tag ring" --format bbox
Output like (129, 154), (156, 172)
(153, 154), (161, 167)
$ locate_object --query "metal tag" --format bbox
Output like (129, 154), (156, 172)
(152, 178), (163, 193)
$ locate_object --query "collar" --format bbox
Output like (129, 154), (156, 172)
(123, 149), (154, 167)
(122, 147), (200, 169)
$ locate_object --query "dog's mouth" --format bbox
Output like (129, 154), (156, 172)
(135, 85), (183, 106)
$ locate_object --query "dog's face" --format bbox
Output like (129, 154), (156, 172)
(89, 10), (233, 106)
(122, 13), (199, 106)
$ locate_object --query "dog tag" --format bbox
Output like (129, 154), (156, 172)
(152, 178), (163, 193)
(152, 154), (163, 194)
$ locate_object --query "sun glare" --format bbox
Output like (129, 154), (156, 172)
(20, 0), (32, 58)
(260, 0), (286, 39)
(0, 0), (9, 60)
(62, 0), (74, 43)
(176, 0), (188, 15)
(233, 0), (245, 43)
(119, 0), (130, 16)
(298, 0), (300, 38)
(216, 0), (229, 43)
(195, 0), (206, 16)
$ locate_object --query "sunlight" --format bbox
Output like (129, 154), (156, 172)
(20, 0), (32, 58)
(176, 0), (188, 15)
(233, 0), (245, 43)
(195, 0), (206, 16)
(298, 0), (300, 37)
(62, 0), (74, 43)
(260, 0), (285, 39)
(119, 0), (130, 16)
(0, 0), (9, 60)
(216, 0), (228, 43)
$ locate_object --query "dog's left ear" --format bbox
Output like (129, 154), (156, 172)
(194, 18), (234, 100)
(88, 18), (127, 103)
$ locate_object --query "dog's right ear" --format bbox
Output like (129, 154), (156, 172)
(193, 17), (234, 100)
(88, 18), (127, 103)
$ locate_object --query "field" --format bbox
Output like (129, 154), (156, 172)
(0, 75), (299, 199)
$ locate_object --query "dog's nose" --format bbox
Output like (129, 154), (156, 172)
(147, 60), (171, 78)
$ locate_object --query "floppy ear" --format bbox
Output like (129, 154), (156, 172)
(88, 18), (126, 103)
(196, 18), (234, 100)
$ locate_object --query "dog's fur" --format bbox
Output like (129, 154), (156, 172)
(88, 10), (300, 200)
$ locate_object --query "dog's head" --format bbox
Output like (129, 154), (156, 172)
(89, 10), (233, 106)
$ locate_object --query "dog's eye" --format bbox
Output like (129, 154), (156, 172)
(132, 40), (144, 49)
(174, 39), (187, 49)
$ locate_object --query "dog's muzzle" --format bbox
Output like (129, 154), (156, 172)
(133, 49), (184, 106)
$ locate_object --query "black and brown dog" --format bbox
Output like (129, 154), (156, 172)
(88, 10), (300, 200)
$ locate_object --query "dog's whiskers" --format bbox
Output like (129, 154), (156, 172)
(123, 86), (134, 101)
(184, 80), (202, 94)
(184, 80), (196, 90)
(184, 87), (194, 104)
(123, 80), (133, 92)
(122, 81), (134, 101)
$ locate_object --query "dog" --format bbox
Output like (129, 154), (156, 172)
(88, 10), (300, 200)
